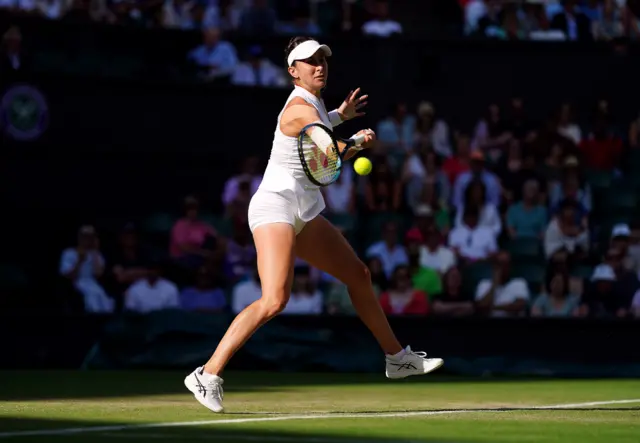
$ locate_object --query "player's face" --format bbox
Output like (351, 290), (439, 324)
(291, 51), (328, 91)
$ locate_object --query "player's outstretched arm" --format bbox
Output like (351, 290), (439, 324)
(330, 87), (368, 126)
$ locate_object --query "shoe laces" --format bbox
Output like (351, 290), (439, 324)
(408, 349), (428, 359)
(207, 379), (224, 401)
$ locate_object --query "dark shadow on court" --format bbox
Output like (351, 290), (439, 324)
(1, 370), (638, 401)
(0, 417), (489, 443)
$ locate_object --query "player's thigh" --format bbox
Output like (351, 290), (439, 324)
(253, 222), (296, 305)
(295, 215), (368, 286)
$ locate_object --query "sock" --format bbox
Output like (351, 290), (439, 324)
(386, 348), (406, 361)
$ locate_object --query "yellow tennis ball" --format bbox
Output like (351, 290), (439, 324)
(354, 157), (372, 176)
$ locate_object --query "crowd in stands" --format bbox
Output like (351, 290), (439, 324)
(463, 0), (640, 41)
(56, 94), (640, 320)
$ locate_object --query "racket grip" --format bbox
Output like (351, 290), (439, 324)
(351, 133), (366, 147)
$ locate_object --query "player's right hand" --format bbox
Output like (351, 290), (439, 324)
(357, 128), (376, 149)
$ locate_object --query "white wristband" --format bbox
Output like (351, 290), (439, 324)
(328, 110), (343, 127)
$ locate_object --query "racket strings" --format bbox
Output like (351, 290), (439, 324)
(302, 134), (341, 185)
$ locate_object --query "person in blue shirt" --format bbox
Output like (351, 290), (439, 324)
(187, 27), (238, 82)
(507, 180), (548, 239)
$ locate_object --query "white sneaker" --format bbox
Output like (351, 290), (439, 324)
(184, 367), (224, 413)
(385, 346), (444, 379)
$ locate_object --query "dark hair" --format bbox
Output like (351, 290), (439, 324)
(284, 36), (315, 68)
(463, 205), (480, 220)
(391, 265), (411, 289)
(464, 179), (486, 207)
(545, 269), (568, 297)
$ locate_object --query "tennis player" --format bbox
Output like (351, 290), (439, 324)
(185, 36), (443, 413)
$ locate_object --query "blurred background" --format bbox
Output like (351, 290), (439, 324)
(2, 0), (640, 377)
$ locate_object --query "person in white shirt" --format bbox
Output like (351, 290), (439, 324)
(544, 200), (589, 259)
(448, 206), (498, 263)
(231, 45), (287, 88)
(454, 179), (502, 237)
(475, 251), (530, 317)
(231, 271), (262, 314)
(366, 221), (409, 278)
(419, 228), (456, 275)
(124, 262), (180, 314)
(281, 266), (323, 315)
(187, 27), (238, 81)
(362, 0), (402, 37)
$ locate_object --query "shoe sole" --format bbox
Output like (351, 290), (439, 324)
(385, 358), (444, 380)
(184, 375), (224, 413)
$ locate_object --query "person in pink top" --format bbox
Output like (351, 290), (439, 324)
(170, 196), (218, 268)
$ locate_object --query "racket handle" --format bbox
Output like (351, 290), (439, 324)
(351, 133), (366, 147)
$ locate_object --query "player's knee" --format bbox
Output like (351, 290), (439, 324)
(260, 295), (289, 318)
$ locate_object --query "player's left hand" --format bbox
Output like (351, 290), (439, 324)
(338, 88), (368, 121)
(356, 128), (376, 149)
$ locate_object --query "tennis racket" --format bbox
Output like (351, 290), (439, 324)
(297, 122), (366, 187)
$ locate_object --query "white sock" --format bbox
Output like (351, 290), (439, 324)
(386, 348), (406, 361)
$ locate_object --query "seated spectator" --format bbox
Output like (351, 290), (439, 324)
(531, 270), (580, 317)
(603, 245), (639, 312)
(108, 223), (150, 309)
(610, 224), (638, 272)
(325, 281), (356, 315)
(322, 167), (355, 214)
(464, 0), (489, 34)
(364, 157), (402, 212)
(277, 7), (321, 35)
(448, 206), (498, 263)
(406, 229), (442, 296)
(231, 45), (287, 88)
(402, 149), (450, 212)
(124, 261), (179, 314)
(627, 221), (640, 275)
(376, 102), (416, 153)
(180, 266), (227, 312)
(507, 180), (548, 239)
(231, 267), (261, 314)
(497, 142), (546, 204)
(367, 256), (388, 293)
(419, 227), (456, 275)
(592, 0), (624, 41)
(432, 267), (474, 317)
(550, 0), (593, 41)
(187, 27), (238, 82)
(379, 265), (429, 315)
(579, 117), (623, 171)
(170, 195), (218, 268)
(541, 140), (569, 185)
(578, 264), (627, 318)
(223, 156), (261, 206)
(362, 0), (402, 37)
(59, 225), (113, 313)
(631, 289), (640, 318)
(544, 200), (589, 260)
(471, 103), (512, 155)
(366, 221), (409, 278)
(413, 101), (452, 158)
(506, 97), (536, 142)
(410, 184), (451, 236)
(454, 179), (501, 237)
(224, 219), (256, 283)
(442, 133), (471, 186)
(282, 266), (323, 315)
(475, 251), (530, 317)
(238, 0), (277, 35)
(452, 151), (501, 211)
(556, 102), (582, 145)
(549, 159), (592, 214)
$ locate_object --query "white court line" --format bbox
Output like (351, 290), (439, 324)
(98, 432), (420, 443)
(0, 399), (638, 438)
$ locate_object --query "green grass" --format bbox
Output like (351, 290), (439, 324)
(0, 371), (639, 443)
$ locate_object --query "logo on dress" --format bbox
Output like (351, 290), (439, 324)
(1, 84), (49, 141)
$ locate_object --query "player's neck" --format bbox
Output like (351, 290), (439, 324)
(296, 83), (321, 98)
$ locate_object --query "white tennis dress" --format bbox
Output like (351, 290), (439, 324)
(248, 86), (332, 235)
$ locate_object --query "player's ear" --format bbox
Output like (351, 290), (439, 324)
(288, 66), (299, 80)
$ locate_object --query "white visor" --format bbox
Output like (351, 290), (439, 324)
(287, 40), (332, 67)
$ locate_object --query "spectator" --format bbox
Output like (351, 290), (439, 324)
(610, 224), (637, 272)
(506, 180), (548, 239)
(362, 0), (402, 37)
(222, 156), (262, 208)
(475, 251), (530, 317)
(366, 256), (388, 293)
(379, 265), (429, 315)
(124, 260), (180, 314)
(59, 225), (113, 313)
(464, 0), (488, 34)
(322, 167), (355, 214)
(364, 156), (402, 212)
(550, 0), (593, 41)
(231, 267), (261, 314)
(413, 101), (452, 158)
(506, 97), (536, 142)
(62, 0), (92, 23)
(325, 279), (356, 315)
(402, 149), (450, 213)
(627, 221), (640, 275)
(366, 221), (409, 278)
(452, 151), (501, 211)
(578, 264), (627, 318)
(471, 103), (511, 154)
(603, 245), (639, 312)
(529, 1), (567, 40)
(549, 158), (592, 214)
(108, 223), (150, 309)
(180, 266), (227, 312)
(187, 27), (238, 82)
(277, 6), (321, 36)
(406, 229), (442, 297)
(170, 195), (218, 268)
(531, 270), (580, 317)
(37, 0), (66, 19)
(376, 102), (416, 153)
(432, 267), (474, 317)
(500, 145), (546, 204)
(238, 0), (277, 35)
(0, 26), (27, 80)
(224, 220), (256, 283)
(592, 0), (624, 40)
(419, 226), (456, 275)
(455, 179), (501, 237)
(579, 118), (623, 171)
(448, 206), (498, 263)
(442, 133), (471, 186)
(556, 102), (582, 145)
(631, 289), (640, 318)
(542, 141), (569, 185)
(544, 200), (589, 260)
(231, 45), (287, 88)
(162, 0), (196, 29)
(282, 266), (323, 315)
